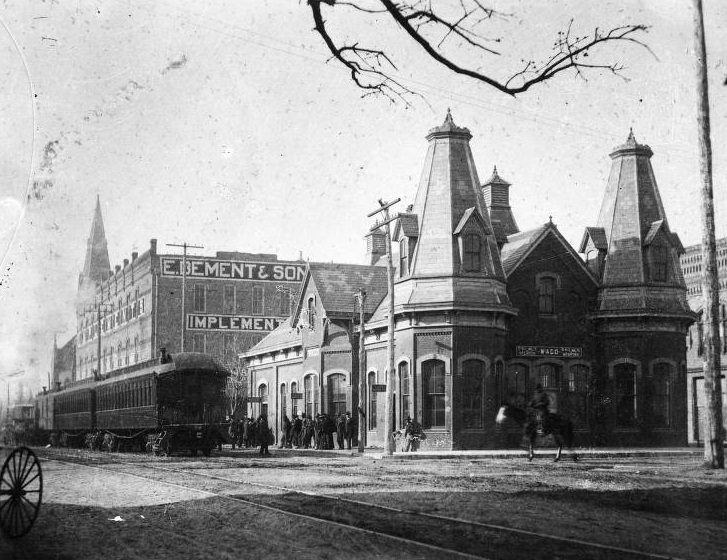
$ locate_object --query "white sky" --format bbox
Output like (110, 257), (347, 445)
(0, 0), (725, 389)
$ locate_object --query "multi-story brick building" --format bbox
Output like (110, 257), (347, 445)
(244, 114), (693, 449)
(680, 238), (727, 445)
(70, 197), (305, 382)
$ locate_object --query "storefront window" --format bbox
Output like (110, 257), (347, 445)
(422, 359), (446, 428)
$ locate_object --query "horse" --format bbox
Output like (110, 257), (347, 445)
(495, 404), (578, 462)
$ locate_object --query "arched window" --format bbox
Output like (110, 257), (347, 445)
(538, 277), (556, 314)
(368, 372), (377, 430)
(399, 362), (410, 425)
(399, 237), (409, 277)
(117, 342), (123, 367)
(650, 363), (672, 428)
(133, 336), (139, 364)
(291, 381), (299, 417)
(463, 234), (481, 272)
(304, 374), (317, 418)
(567, 364), (590, 428)
(422, 359), (446, 428)
(258, 383), (268, 418)
(505, 363), (528, 408)
(493, 360), (504, 404)
(328, 374), (347, 417)
(537, 363), (561, 390)
(307, 297), (316, 329)
(102, 348), (107, 373)
(125, 338), (130, 366)
(614, 362), (637, 427)
(280, 384), (287, 423)
(462, 359), (485, 428)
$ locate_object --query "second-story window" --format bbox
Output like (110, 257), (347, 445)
(252, 286), (264, 315)
(193, 284), (206, 312)
(538, 276), (556, 314)
(223, 285), (235, 314)
(463, 234), (481, 272)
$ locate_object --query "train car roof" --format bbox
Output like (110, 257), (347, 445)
(93, 352), (230, 387)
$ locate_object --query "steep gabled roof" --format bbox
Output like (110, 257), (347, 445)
(243, 318), (301, 356)
(394, 213), (419, 239)
(308, 262), (388, 317)
(501, 222), (598, 285)
(579, 227), (608, 252)
(453, 206), (489, 235)
(500, 224), (549, 274)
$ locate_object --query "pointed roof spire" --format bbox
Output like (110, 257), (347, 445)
(484, 165), (511, 186)
(81, 196), (111, 285)
(427, 109), (471, 140)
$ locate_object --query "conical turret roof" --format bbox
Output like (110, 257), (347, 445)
(371, 112), (513, 318)
(586, 131), (691, 318)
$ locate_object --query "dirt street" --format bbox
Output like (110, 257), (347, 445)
(1, 446), (726, 560)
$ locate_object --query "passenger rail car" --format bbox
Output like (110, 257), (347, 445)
(36, 352), (230, 455)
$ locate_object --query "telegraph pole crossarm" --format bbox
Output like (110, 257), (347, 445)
(367, 198), (400, 456)
(167, 242), (204, 353)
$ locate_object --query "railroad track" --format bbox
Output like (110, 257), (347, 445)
(39, 449), (684, 560)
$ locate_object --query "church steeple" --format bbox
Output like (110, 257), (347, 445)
(79, 195), (110, 291)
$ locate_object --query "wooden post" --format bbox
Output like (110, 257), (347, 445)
(167, 242), (204, 353)
(693, 0), (724, 468)
(357, 288), (366, 453)
(368, 198), (400, 456)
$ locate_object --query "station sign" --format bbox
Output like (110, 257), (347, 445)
(371, 384), (387, 392)
(161, 257), (306, 282)
(247, 396), (262, 403)
(186, 314), (286, 332)
(291, 392), (304, 400)
(516, 346), (583, 358)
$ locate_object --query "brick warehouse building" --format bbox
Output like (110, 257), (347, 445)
(243, 114), (694, 450)
(680, 238), (727, 445)
(69, 197), (305, 382)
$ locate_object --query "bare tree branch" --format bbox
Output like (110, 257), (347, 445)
(308, 0), (649, 99)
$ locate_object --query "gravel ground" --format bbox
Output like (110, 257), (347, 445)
(1, 446), (726, 559)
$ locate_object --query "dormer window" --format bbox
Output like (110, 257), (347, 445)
(463, 234), (481, 272)
(651, 244), (668, 282)
(399, 237), (409, 277)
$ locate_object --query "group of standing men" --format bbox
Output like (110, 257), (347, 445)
(280, 411), (357, 450)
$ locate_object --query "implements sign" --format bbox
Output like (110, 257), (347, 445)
(187, 314), (286, 332)
(161, 257), (305, 282)
(516, 346), (583, 359)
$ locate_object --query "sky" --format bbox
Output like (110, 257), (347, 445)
(0, 0), (725, 392)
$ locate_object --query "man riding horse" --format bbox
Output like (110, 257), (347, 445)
(529, 384), (550, 435)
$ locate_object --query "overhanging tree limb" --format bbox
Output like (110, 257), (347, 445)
(309, 0), (649, 98)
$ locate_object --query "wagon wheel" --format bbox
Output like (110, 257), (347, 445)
(0, 447), (43, 538)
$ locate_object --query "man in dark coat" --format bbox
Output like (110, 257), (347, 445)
(302, 413), (314, 449)
(281, 415), (292, 448)
(344, 411), (356, 450)
(257, 415), (270, 456)
(292, 414), (303, 448)
(335, 413), (346, 450)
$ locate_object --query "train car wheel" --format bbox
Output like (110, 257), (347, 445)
(0, 447), (43, 539)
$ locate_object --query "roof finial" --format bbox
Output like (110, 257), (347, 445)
(627, 127), (636, 144)
(444, 107), (454, 124)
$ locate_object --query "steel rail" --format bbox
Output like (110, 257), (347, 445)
(45, 456), (483, 560)
(40, 449), (689, 560)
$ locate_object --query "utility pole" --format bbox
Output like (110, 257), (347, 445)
(167, 242), (204, 352)
(368, 198), (400, 456)
(692, 0), (724, 469)
(82, 302), (114, 379)
(355, 288), (367, 453)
